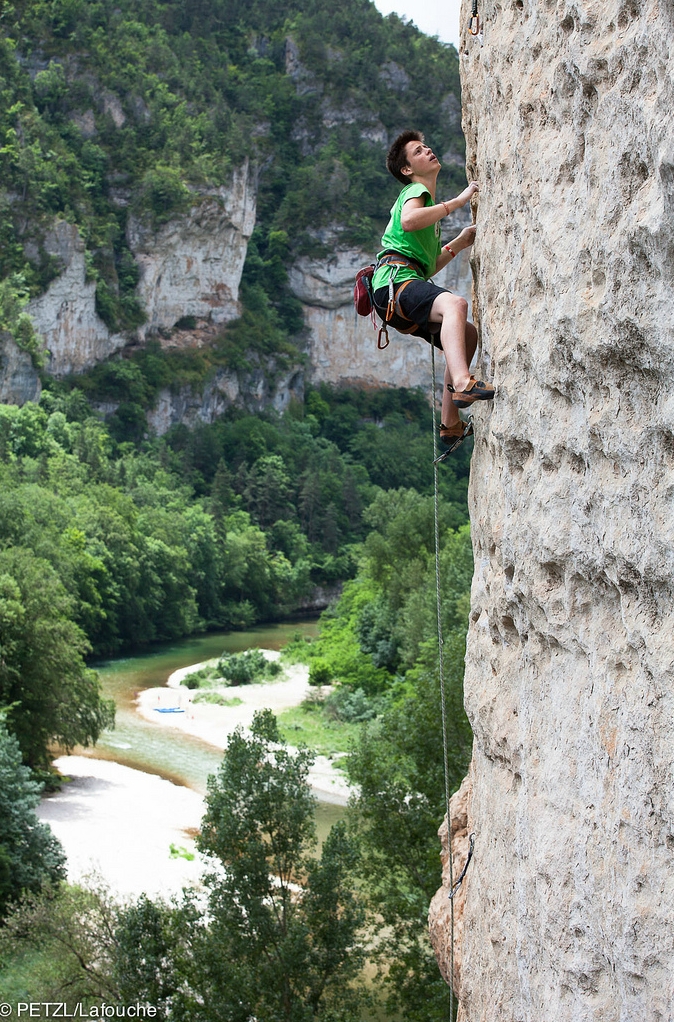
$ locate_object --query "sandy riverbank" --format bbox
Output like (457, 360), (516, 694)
(37, 652), (350, 900)
(37, 755), (205, 899)
(136, 653), (351, 805)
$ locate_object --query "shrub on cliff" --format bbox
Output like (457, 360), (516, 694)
(0, 276), (46, 369)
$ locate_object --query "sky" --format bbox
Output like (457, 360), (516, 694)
(372, 0), (462, 49)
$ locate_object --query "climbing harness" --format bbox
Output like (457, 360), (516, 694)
(377, 252), (429, 349)
(431, 343), (475, 1017)
(354, 251), (428, 349)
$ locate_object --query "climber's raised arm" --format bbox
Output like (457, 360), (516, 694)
(431, 225), (477, 277)
(401, 182), (479, 233)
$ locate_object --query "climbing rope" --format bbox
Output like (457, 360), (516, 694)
(430, 342), (457, 1019)
(431, 344), (476, 1018)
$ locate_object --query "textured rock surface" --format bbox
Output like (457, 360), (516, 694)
(129, 163), (256, 337)
(429, 3), (674, 1020)
(0, 332), (41, 405)
(298, 232), (474, 391)
(27, 220), (125, 376)
(429, 772), (472, 996)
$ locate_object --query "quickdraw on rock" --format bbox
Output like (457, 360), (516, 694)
(468, 0), (484, 44)
(449, 832), (475, 900)
(468, 0), (480, 34)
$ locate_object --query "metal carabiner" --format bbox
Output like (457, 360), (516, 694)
(377, 326), (390, 350)
(468, 14), (481, 35)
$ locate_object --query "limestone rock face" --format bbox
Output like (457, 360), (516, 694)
(27, 220), (125, 377)
(428, 773), (472, 997)
(429, 3), (674, 1020)
(0, 332), (41, 405)
(145, 363), (303, 436)
(129, 163), (256, 337)
(24, 166), (255, 384)
(298, 242), (474, 391)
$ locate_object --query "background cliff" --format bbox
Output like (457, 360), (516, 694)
(430, 2), (674, 1019)
(0, 0), (468, 425)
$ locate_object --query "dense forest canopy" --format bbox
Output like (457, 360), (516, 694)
(0, 382), (471, 766)
(0, 384), (473, 1016)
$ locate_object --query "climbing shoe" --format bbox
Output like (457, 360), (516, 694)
(438, 420), (474, 455)
(449, 378), (495, 408)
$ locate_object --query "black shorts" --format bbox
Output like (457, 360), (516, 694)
(373, 277), (449, 347)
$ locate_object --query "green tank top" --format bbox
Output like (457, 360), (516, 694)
(372, 181), (441, 291)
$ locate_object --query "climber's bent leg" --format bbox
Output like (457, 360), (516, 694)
(465, 320), (478, 367)
(441, 364), (459, 429)
(428, 292), (472, 393)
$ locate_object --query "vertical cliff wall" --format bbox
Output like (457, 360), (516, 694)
(28, 220), (126, 377)
(129, 164), (256, 340)
(430, 2), (674, 1019)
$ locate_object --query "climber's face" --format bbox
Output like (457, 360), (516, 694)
(401, 140), (441, 180)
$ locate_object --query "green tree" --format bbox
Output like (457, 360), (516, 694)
(301, 494), (475, 1018)
(0, 882), (123, 1006)
(346, 638), (472, 1022)
(191, 709), (366, 1021)
(0, 547), (114, 771)
(0, 718), (65, 919)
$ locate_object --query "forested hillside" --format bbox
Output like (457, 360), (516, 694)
(1, 0), (462, 356)
(0, 2), (472, 1017)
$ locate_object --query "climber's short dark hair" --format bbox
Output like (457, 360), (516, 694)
(386, 130), (424, 184)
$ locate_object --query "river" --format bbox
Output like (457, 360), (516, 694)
(82, 619), (345, 845)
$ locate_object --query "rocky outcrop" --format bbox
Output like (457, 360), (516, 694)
(26, 164), (256, 379)
(146, 362), (303, 435)
(0, 332), (41, 405)
(27, 220), (125, 377)
(429, 773), (472, 996)
(294, 227), (474, 392)
(430, 3), (674, 1020)
(129, 162), (256, 338)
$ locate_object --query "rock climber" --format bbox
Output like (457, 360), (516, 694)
(372, 130), (494, 453)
